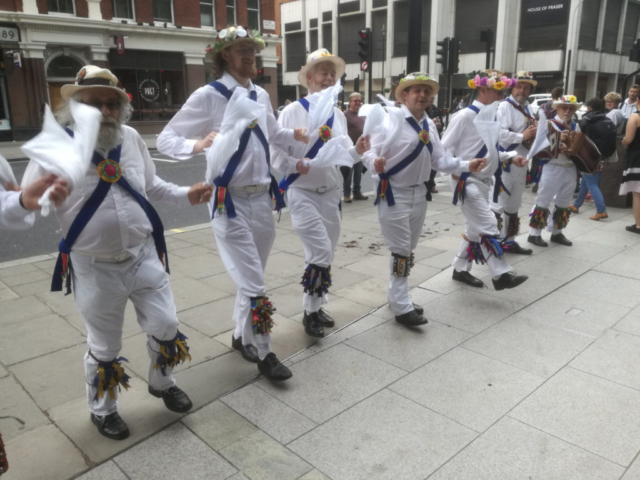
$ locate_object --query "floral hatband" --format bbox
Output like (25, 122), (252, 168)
(205, 26), (266, 58)
(467, 70), (517, 90)
(399, 73), (434, 84)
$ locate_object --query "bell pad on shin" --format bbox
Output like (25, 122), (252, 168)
(392, 253), (411, 277)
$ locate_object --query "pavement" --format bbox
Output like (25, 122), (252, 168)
(2, 179), (640, 480)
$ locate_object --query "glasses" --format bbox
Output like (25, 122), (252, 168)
(233, 45), (258, 56)
(81, 100), (120, 112)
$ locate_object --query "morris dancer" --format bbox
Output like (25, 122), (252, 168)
(363, 73), (485, 325)
(528, 95), (581, 247)
(492, 71), (537, 255)
(272, 49), (368, 338)
(21, 66), (213, 439)
(157, 26), (307, 380)
(441, 70), (529, 290)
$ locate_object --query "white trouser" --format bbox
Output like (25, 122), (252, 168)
(212, 190), (275, 347)
(378, 184), (428, 315)
(450, 178), (512, 279)
(492, 163), (527, 241)
(287, 187), (341, 313)
(72, 238), (179, 416)
(529, 163), (577, 236)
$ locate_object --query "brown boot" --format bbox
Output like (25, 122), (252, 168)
(344, 195), (352, 204)
(353, 191), (368, 201)
(589, 212), (608, 221)
(568, 204), (579, 214)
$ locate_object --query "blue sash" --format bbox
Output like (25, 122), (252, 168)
(278, 98), (335, 192)
(208, 81), (285, 218)
(502, 99), (533, 172)
(374, 117), (433, 207)
(452, 105), (511, 205)
(51, 144), (169, 295)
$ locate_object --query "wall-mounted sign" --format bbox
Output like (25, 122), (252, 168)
(0, 26), (19, 42)
(522, 0), (568, 28)
(263, 20), (276, 31)
(139, 78), (160, 102)
(12, 52), (21, 68)
(115, 36), (125, 56)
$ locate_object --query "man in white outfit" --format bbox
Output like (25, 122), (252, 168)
(441, 69), (529, 290)
(1, 174), (68, 230)
(157, 26), (307, 380)
(363, 73), (485, 325)
(271, 48), (368, 337)
(492, 71), (537, 255)
(22, 66), (213, 440)
(527, 95), (582, 247)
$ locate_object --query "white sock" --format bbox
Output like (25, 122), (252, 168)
(257, 342), (272, 361)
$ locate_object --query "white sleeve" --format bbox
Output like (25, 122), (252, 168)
(498, 105), (524, 148)
(0, 187), (35, 230)
(429, 122), (469, 174)
(361, 132), (384, 171)
(441, 114), (463, 156)
(269, 106), (301, 175)
(140, 134), (190, 205)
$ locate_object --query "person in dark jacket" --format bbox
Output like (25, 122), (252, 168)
(426, 96), (444, 193)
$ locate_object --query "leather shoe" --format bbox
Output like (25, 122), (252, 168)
(589, 212), (608, 221)
(317, 308), (335, 327)
(344, 195), (352, 204)
(627, 225), (640, 234)
(91, 412), (130, 440)
(149, 385), (193, 413)
(550, 233), (572, 246)
(395, 309), (428, 326)
(413, 303), (424, 315)
(504, 242), (533, 255)
(527, 235), (548, 247)
(353, 191), (369, 201)
(258, 352), (292, 381)
(303, 311), (325, 338)
(492, 271), (529, 291)
(231, 334), (259, 363)
(452, 270), (485, 288)
(568, 204), (579, 214)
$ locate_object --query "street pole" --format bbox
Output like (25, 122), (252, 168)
(381, 24), (386, 97)
(368, 30), (373, 102)
(406, 0), (422, 73)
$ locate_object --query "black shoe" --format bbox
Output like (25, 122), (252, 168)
(148, 385), (193, 413)
(258, 352), (293, 382)
(90, 412), (130, 440)
(504, 242), (533, 255)
(527, 235), (548, 247)
(353, 191), (369, 201)
(626, 225), (640, 234)
(532, 183), (539, 193)
(452, 270), (485, 288)
(231, 334), (259, 363)
(492, 271), (529, 291)
(412, 303), (424, 315)
(317, 308), (335, 328)
(550, 233), (572, 246)
(303, 311), (325, 338)
(395, 310), (428, 326)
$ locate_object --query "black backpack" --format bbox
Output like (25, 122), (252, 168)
(583, 114), (617, 158)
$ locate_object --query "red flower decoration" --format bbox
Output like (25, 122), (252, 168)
(319, 125), (332, 141)
(105, 164), (117, 177)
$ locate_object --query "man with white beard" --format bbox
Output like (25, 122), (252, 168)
(22, 66), (213, 440)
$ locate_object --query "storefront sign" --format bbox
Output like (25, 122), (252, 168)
(139, 78), (160, 102)
(0, 26), (19, 42)
(522, 0), (568, 28)
(263, 20), (276, 31)
(12, 52), (21, 68)
(115, 36), (125, 56)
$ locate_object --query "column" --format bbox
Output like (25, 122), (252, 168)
(616, 0), (629, 54)
(90, 46), (110, 68)
(428, 0), (455, 75)
(585, 72), (598, 99)
(595, 0), (607, 49)
(606, 74), (618, 93)
(494, 0), (521, 74)
(566, 0), (584, 94)
(8, 43), (47, 139)
(22, 0), (39, 14)
(87, 0), (102, 20)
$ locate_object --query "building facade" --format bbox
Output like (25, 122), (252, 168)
(0, 0), (282, 141)
(279, 0), (640, 105)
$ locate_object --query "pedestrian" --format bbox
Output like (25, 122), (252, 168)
(570, 97), (616, 220)
(157, 26), (308, 381)
(21, 65), (214, 440)
(531, 87), (564, 193)
(363, 72), (485, 326)
(604, 92), (627, 135)
(621, 109), (640, 234)
(442, 69), (529, 291)
(342, 92), (369, 203)
(272, 49), (368, 338)
(528, 95), (582, 247)
(426, 95), (444, 194)
(619, 84), (639, 118)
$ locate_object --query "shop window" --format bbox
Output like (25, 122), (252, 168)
(338, 14), (366, 64)
(455, 0), (498, 54)
(47, 55), (84, 79)
(48, 0), (75, 14)
(309, 29), (318, 52)
(153, 0), (172, 23)
(227, 0), (236, 25)
(112, 0), (134, 19)
(393, 0), (430, 57)
(247, 0), (259, 31)
(200, 0), (215, 27)
(285, 32), (306, 72)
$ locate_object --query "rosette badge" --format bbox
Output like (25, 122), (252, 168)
(97, 159), (122, 183)
(319, 125), (332, 142)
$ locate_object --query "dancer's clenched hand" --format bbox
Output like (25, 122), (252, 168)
(294, 128), (309, 143)
(297, 159), (310, 174)
(356, 135), (370, 155)
(21, 174), (70, 210)
(193, 131), (218, 154)
(374, 157), (386, 174)
(512, 156), (529, 167)
(469, 158), (487, 172)
(188, 182), (214, 205)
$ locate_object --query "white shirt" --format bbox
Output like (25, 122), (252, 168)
(546, 115), (581, 166)
(607, 109), (627, 135)
(271, 101), (358, 190)
(620, 99), (638, 118)
(498, 95), (533, 158)
(441, 100), (517, 181)
(362, 105), (469, 189)
(157, 72), (297, 187)
(22, 126), (190, 257)
(0, 186), (35, 230)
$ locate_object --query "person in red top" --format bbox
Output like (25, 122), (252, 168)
(343, 92), (368, 203)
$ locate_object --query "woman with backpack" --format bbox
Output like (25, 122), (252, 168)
(621, 109), (640, 234)
(569, 98), (617, 220)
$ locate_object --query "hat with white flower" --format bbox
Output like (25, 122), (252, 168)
(553, 94), (582, 109)
(298, 48), (346, 88)
(514, 70), (537, 87)
(205, 25), (265, 61)
(394, 72), (440, 101)
(60, 65), (130, 104)
(467, 69), (517, 91)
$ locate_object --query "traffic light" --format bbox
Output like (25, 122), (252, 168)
(448, 37), (460, 74)
(358, 28), (372, 68)
(631, 39), (640, 63)
(436, 38), (450, 75)
(255, 68), (271, 85)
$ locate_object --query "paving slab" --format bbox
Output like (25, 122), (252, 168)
(595, 251), (640, 281)
(373, 286), (443, 320)
(574, 228), (640, 248)
(170, 245), (213, 259)
(290, 296), (374, 329)
(622, 456), (640, 479)
(170, 277), (229, 312)
(289, 389), (477, 480)
(331, 276), (389, 308)
(0, 376), (50, 442)
(463, 314), (595, 377)
(511, 250), (597, 283)
(474, 271), (563, 307)
(428, 416), (624, 480)
(511, 367), (640, 466)
(0, 295), (51, 325)
(0, 287), (18, 303)
(200, 272), (242, 296)
(0, 268), (49, 287)
(256, 343), (406, 424)
(268, 282), (308, 318)
(75, 461), (128, 480)
(613, 305), (640, 337)
(298, 470), (331, 480)
(176, 295), (237, 337)
(559, 271), (640, 309)
(264, 251), (308, 278)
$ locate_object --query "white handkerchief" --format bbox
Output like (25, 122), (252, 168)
(472, 101), (500, 173)
(306, 83), (342, 137)
(527, 108), (550, 160)
(309, 136), (353, 168)
(0, 153), (17, 187)
(381, 106), (405, 158)
(362, 103), (386, 138)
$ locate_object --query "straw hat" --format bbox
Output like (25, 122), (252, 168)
(514, 70), (537, 87)
(60, 66), (130, 103)
(394, 72), (440, 101)
(298, 48), (345, 89)
(552, 94), (583, 109)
